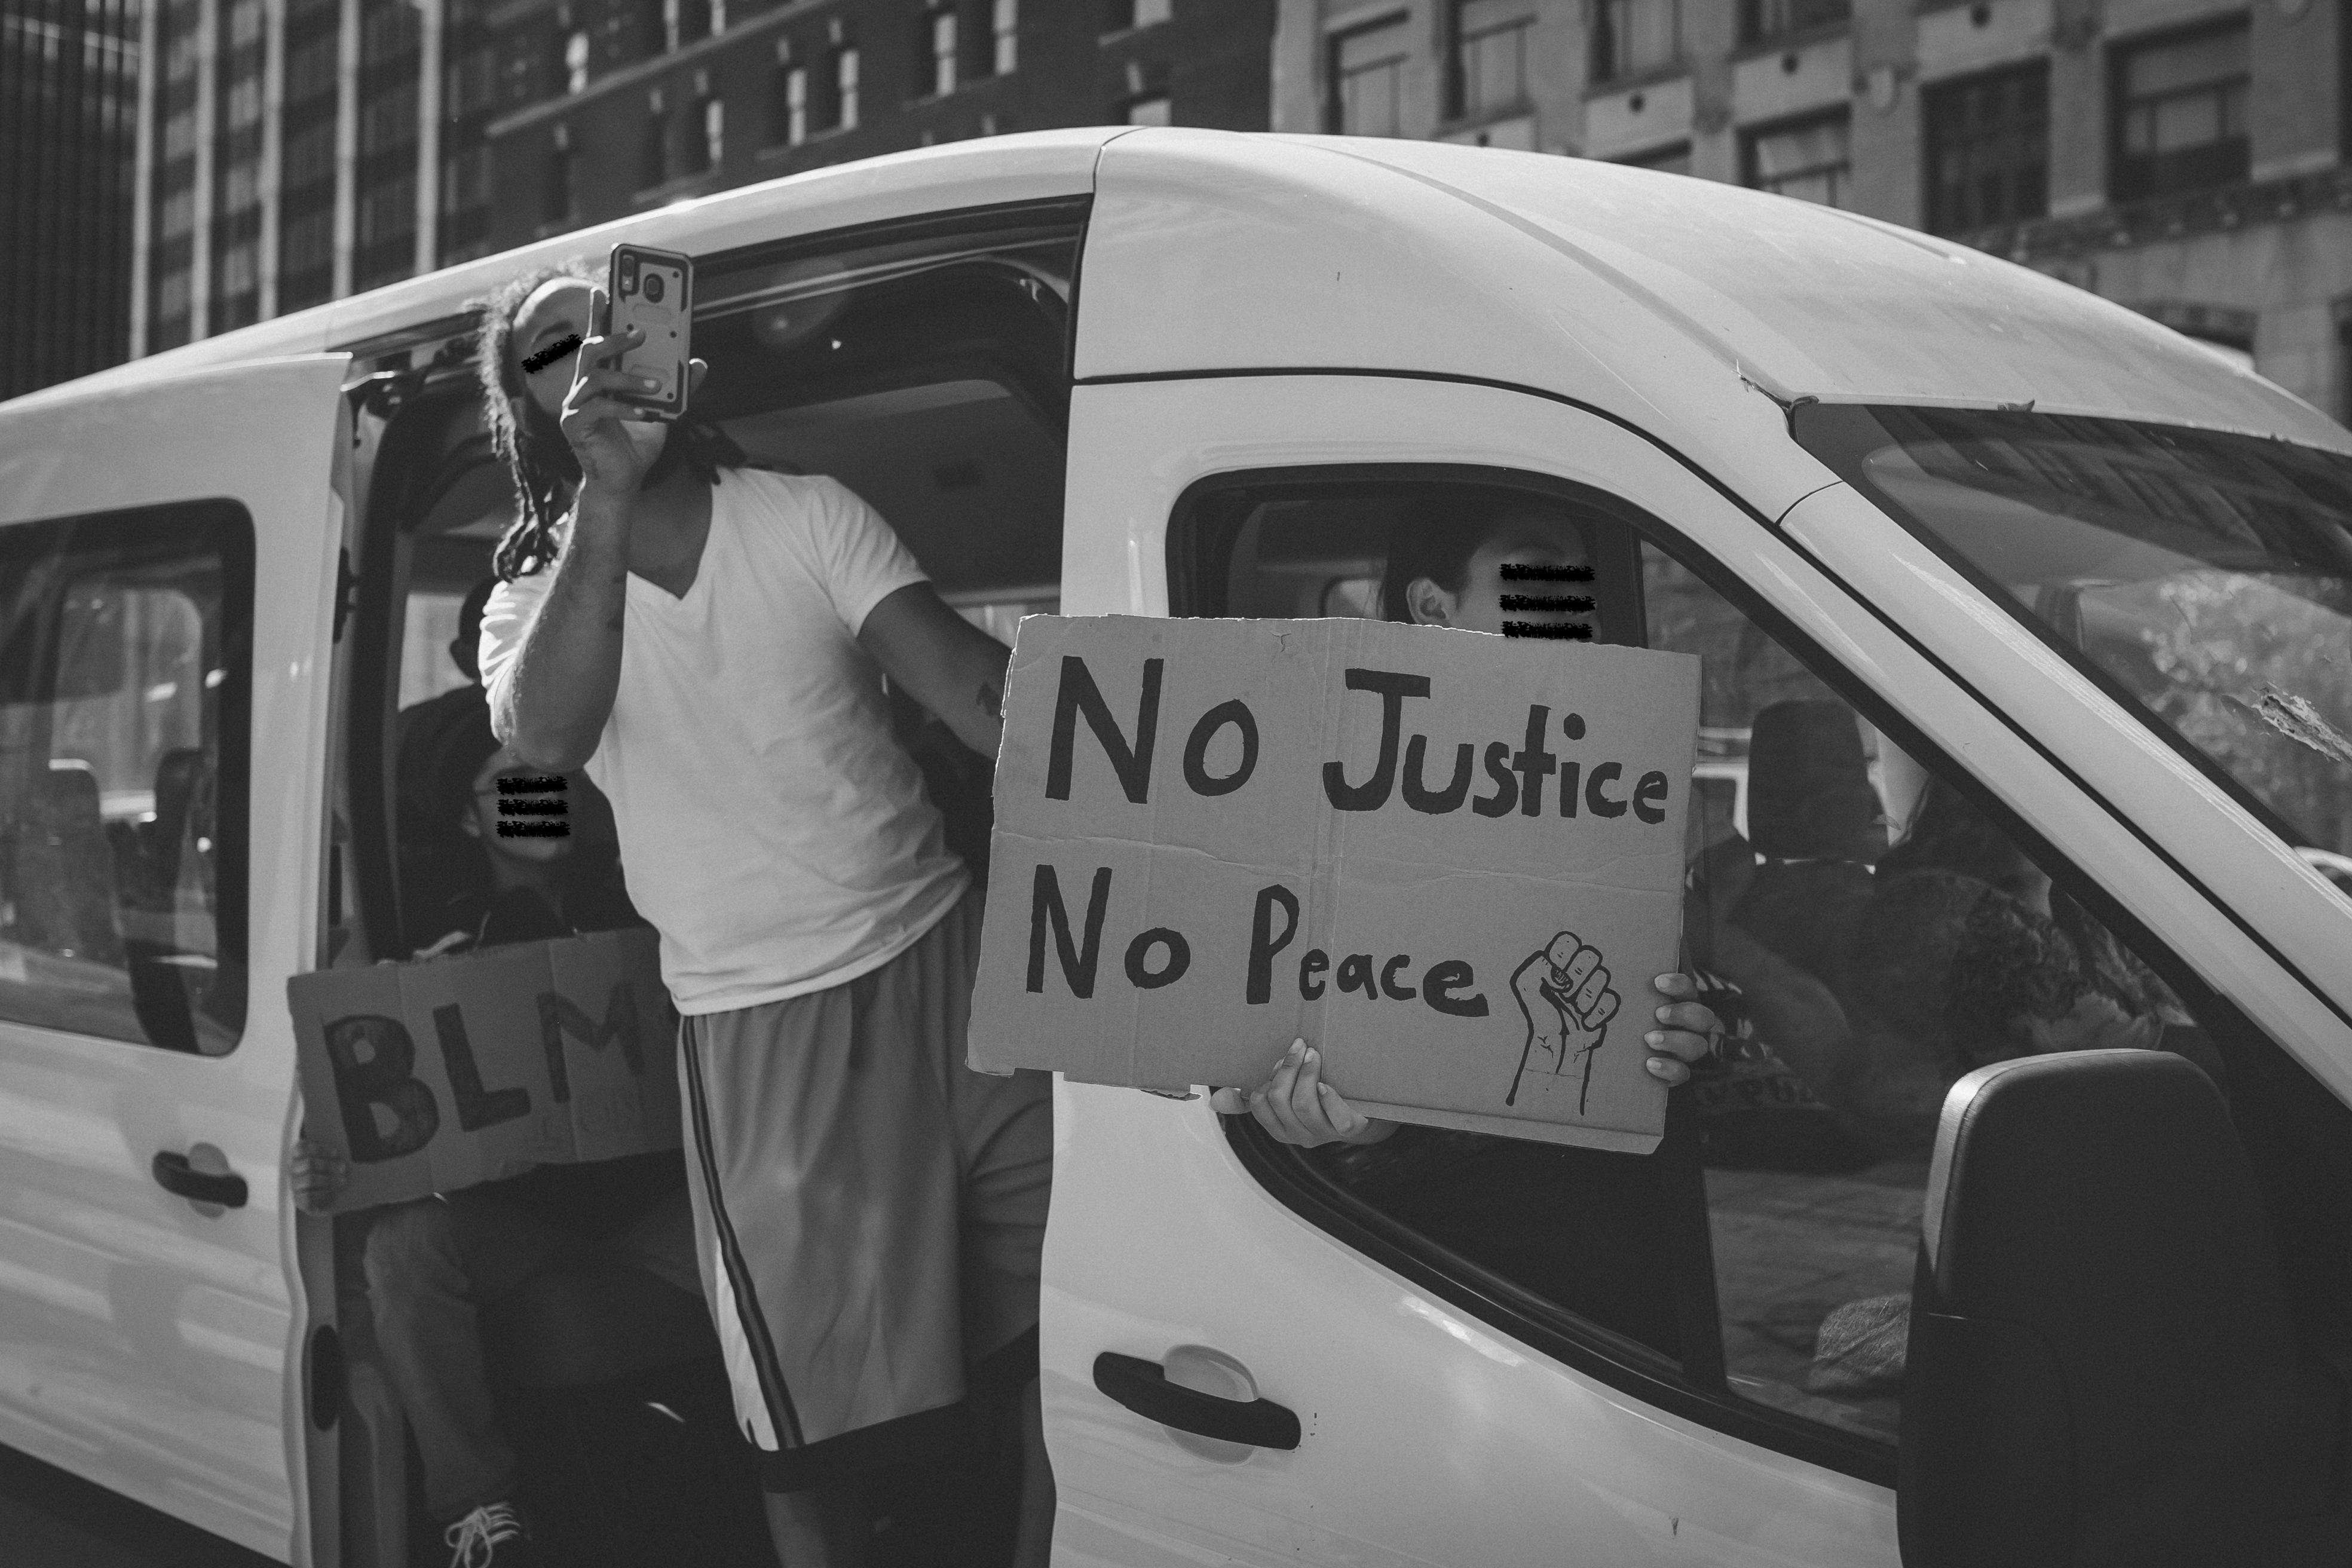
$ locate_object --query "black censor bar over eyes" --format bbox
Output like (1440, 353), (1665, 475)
(1499, 563), (1595, 582)
(497, 774), (570, 838)
(1497, 593), (1595, 612)
(1503, 623), (1595, 640)
(521, 334), (583, 373)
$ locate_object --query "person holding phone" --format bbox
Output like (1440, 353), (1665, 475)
(471, 258), (1052, 1568)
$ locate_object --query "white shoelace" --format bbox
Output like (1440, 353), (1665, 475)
(445, 1500), (526, 1567)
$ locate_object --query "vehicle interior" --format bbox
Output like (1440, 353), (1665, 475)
(0, 507), (250, 1056)
(1181, 476), (2218, 1467)
(323, 204), (1082, 1567)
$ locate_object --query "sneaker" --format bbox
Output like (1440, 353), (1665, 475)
(444, 1498), (541, 1567)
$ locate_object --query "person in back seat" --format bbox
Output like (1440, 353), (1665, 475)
(293, 700), (697, 1568)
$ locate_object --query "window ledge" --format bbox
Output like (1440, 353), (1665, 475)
(1728, 22), (1851, 64)
(755, 126), (853, 161)
(1585, 61), (1689, 97)
(631, 170), (721, 207)
(1441, 99), (1536, 133)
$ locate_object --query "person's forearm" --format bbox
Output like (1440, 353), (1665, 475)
(495, 487), (632, 770)
(939, 639), (1008, 758)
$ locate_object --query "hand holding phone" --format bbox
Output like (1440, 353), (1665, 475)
(607, 244), (694, 421)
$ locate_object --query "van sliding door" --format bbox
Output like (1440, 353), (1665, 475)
(0, 356), (350, 1561)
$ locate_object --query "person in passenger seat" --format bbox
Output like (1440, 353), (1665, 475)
(292, 702), (697, 1568)
(1211, 494), (1729, 1349)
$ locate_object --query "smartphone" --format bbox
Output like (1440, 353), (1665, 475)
(607, 244), (693, 421)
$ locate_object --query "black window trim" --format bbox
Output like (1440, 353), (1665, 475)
(1154, 428), (2341, 1485)
(0, 497), (256, 1055)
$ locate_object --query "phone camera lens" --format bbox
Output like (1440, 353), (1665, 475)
(644, 274), (665, 303)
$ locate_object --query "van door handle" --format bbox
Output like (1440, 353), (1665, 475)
(1092, 1352), (1301, 1450)
(153, 1149), (249, 1210)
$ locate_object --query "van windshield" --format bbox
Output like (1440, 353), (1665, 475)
(1794, 404), (2352, 869)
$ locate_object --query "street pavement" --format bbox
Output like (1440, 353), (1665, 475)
(0, 1443), (278, 1567)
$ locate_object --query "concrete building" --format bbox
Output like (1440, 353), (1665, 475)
(2, 0), (142, 397)
(1272, 0), (2352, 422)
(127, 0), (517, 354)
(481, 0), (1276, 252)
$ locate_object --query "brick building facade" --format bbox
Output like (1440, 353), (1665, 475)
(1275, 0), (2352, 422)
(480, 0), (1274, 252)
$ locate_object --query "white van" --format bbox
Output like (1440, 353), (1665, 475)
(3, 127), (2350, 1568)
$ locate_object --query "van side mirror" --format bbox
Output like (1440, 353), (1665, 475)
(1899, 1048), (2351, 1567)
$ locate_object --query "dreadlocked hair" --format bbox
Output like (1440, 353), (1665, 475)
(474, 261), (751, 581)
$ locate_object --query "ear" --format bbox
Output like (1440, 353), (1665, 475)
(1404, 575), (1457, 627)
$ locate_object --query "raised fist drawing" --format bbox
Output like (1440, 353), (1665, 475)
(1508, 932), (1621, 1114)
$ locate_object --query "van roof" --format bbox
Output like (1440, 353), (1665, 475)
(1077, 131), (2351, 460)
(22, 127), (2345, 460)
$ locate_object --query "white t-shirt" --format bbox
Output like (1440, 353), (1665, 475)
(478, 468), (969, 1015)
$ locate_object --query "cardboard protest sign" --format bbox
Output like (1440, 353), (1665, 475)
(288, 926), (681, 1211)
(968, 617), (1700, 1153)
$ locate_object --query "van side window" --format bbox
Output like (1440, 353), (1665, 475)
(0, 502), (253, 1054)
(1176, 471), (2218, 1465)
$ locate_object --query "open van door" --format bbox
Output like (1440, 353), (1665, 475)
(0, 356), (350, 1561)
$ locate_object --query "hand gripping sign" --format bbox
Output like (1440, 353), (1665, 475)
(967, 615), (1700, 1153)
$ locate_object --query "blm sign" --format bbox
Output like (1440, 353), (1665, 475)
(288, 927), (680, 1211)
(967, 616), (1701, 1153)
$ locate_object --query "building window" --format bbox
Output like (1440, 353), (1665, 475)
(773, 56), (807, 144)
(1104, 0), (1170, 32)
(2111, 19), (2250, 204)
(1743, 108), (1850, 207)
(1738, 0), (1846, 45)
(440, 145), (491, 213)
(641, 93), (669, 186)
(219, 241), (258, 299)
(565, 29), (589, 92)
(359, 176), (416, 246)
(1924, 60), (2048, 234)
(992, 0), (1016, 74)
(362, 0), (419, 61)
(1327, 14), (1408, 136)
(546, 137), (577, 222)
(666, 0), (710, 48)
(284, 122), (335, 189)
(223, 159), (258, 212)
(1447, 0), (1532, 121)
(1588, 0), (1678, 84)
(361, 82), (420, 154)
(446, 48), (497, 118)
(1125, 92), (1171, 124)
(282, 207), (332, 272)
(921, 7), (957, 97)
